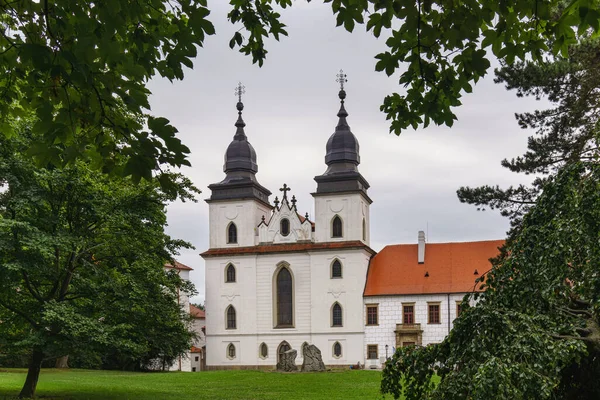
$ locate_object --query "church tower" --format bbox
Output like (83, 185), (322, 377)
(313, 71), (371, 245)
(206, 83), (272, 248)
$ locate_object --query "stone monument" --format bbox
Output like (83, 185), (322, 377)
(301, 343), (326, 372)
(276, 349), (298, 372)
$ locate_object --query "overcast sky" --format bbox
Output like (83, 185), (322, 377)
(148, 1), (541, 304)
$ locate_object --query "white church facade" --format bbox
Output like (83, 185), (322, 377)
(200, 78), (503, 369)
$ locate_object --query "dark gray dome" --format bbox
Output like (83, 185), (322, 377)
(223, 102), (258, 174)
(325, 89), (360, 166)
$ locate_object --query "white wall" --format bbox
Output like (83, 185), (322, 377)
(313, 193), (370, 245)
(204, 249), (371, 367)
(208, 199), (271, 248)
(363, 293), (468, 368)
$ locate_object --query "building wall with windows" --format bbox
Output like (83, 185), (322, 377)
(363, 293), (467, 368)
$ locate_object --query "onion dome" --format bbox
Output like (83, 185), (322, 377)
(324, 88), (360, 167)
(223, 100), (258, 174)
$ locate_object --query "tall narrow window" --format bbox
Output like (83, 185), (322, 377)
(362, 218), (366, 241)
(403, 304), (414, 324)
(227, 223), (237, 244)
(226, 264), (236, 283)
(227, 343), (236, 359)
(226, 305), (236, 329)
(366, 304), (378, 325)
(280, 218), (290, 236)
(456, 302), (464, 318)
(278, 341), (291, 363)
(333, 342), (342, 358)
(276, 267), (293, 327)
(331, 259), (342, 278)
(332, 303), (343, 327)
(428, 303), (440, 324)
(260, 343), (268, 359)
(332, 216), (343, 238)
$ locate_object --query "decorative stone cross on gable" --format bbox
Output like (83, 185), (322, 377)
(279, 183), (291, 201)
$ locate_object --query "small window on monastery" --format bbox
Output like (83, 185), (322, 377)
(428, 303), (441, 324)
(280, 218), (290, 236)
(226, 305), (237, 329)
(226, 264), (236, 283)
(331, 259), (342, 278)
(260, 343), (268, 359)
(333, 342), (342, 358)
(456, 301), (464, 318)
(366, 305), (378, 325)
(227, 343), (236, 359)
(332, 303), (343, 327)
(367, 344), (378, 360)
(332, 216), (343, 238)
(227, 223), (237, 244)
(403, 304), (414, 324)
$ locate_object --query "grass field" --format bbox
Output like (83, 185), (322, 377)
(0, 368), (391, 399)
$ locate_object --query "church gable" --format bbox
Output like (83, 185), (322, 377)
(258, 184), (313, 244)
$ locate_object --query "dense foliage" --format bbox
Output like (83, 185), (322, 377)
(2, 0), (599, 183)
(382, 160), (600, 399)
(0, 130), (199, 398)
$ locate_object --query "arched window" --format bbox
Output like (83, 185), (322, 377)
(227, 223), (237, 244)
(332, 216), (343, 238)
(276, 267), (293, 327)
(278, 341), (291, 363)
(280, 218), (290, 236)
(332, 303), (343, 327)
(331, 259), (342, 278)
(333, 341), (342, 358)
(226, 305), (236, 329)
(226, 264), (236, 283)
(362, 218), (366, 241)
(260, 343), (268, 359)
(227, 343), (236, 359)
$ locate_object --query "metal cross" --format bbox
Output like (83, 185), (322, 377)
(336, 69), (347, 90)
(273, 196), (280, 208)
(279, 183), (291, 200)
(235, 82), (245, 102)
(291, 195), (297, 209)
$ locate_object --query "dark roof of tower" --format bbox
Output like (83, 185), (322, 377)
(207, 89), (271, 206)
(325, 88), (360, 166)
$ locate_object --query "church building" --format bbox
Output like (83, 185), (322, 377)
(200, 75), (502, 369)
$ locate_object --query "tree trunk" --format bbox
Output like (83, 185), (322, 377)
(18, 348), (44, 399)
(55, 355), (69, 369)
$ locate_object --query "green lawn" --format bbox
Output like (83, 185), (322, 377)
(0, 368), (391, 399)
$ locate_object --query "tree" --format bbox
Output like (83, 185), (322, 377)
(382, 160), (600, 399)
(458, 39), (600, 226)
(2, 0), (599, 183)
(381, 40), (600, 399)
(0, 129), (200, 398)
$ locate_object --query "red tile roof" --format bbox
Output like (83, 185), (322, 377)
(164, 261), (193, 271)
(190, 304), (205, 319)
(364, 240), (504, 296)
(201, 241), (375, 258)
(191, 346), (203, 353)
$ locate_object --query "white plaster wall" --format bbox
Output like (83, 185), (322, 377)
(313, 193), (370, 245)
(363, 293), (469, 368)
(205, 249), (371, 367)
(208, 200), (271, 248)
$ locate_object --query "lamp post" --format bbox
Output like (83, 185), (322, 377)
(385, 344), (389, 359)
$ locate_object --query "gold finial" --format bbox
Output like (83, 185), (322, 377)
(336, 70), (347, 91)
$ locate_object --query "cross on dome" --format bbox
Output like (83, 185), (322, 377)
(336, 69), (347, 91)
(234, 82), (245, 103)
